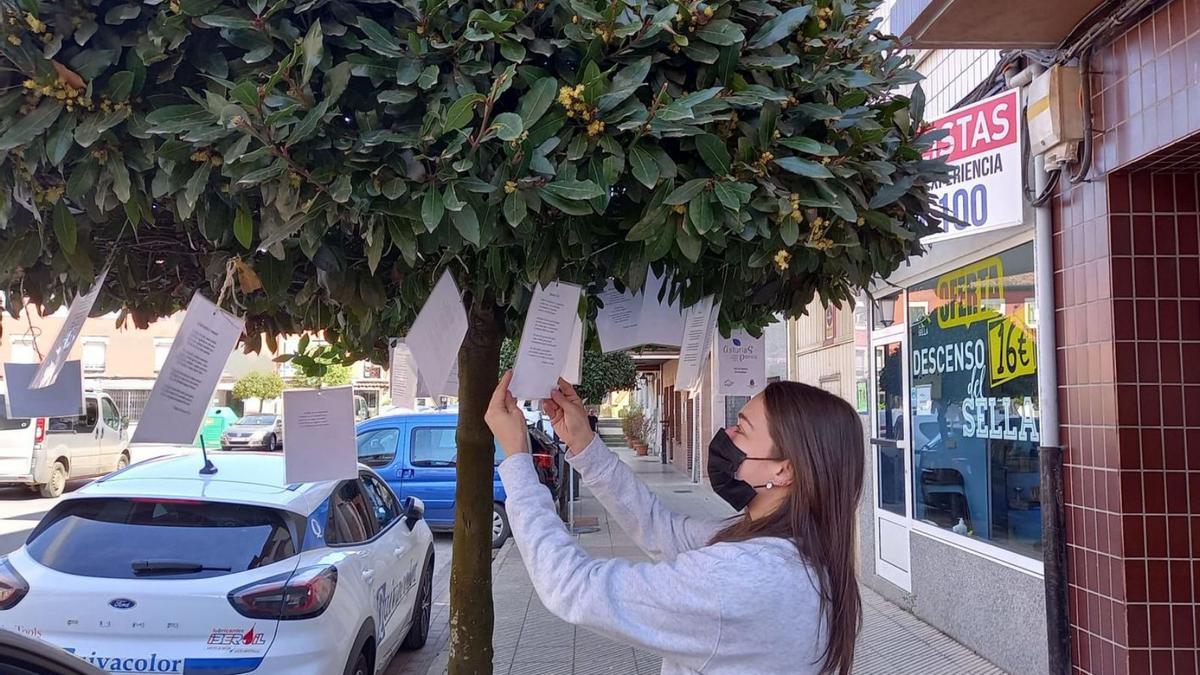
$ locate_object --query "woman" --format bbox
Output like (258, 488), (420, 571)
(485, 371), (864, 674)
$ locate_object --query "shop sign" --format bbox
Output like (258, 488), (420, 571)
(923, 89), (1022, 243)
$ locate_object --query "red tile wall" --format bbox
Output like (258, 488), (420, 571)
(1056, 3), (1200, 674)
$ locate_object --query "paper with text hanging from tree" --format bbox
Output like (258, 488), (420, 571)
(3, 361), (85, 418)
(389, 340), (419, 411)
(29, 266), (109, 389)
(562, 315), (584, 385)
(283, 385), (358, 484)
(675, 296), (718, 392)
(717, 329), (765, 396)
(131, 293), (244, 445)
(405, 270), (468, 400)
(594, 269), (686, 353)
(510, 281), (583, 400)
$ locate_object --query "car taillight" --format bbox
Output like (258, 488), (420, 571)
(0, 557), (29, 610)
(33, 418), (45, 445)
(532, 453), (555, 472)
(228, 565), (337, 620)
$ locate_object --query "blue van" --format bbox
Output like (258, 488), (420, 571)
(355, 411), (561, 548)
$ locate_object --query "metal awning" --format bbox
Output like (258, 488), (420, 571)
(890, 0), (1106, 48)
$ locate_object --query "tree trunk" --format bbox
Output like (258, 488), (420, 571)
(448, 295), (503, 675)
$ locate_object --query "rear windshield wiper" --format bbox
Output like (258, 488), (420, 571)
(131, 559), (233, 576)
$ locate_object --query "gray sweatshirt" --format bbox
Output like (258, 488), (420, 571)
(498, 434), (829, 674)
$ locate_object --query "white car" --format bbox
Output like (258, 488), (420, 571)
(0, 451), (435, 675)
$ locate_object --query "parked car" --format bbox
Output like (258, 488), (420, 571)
(0, 451), (435, 675)
(220, 414), (284, 451)
(354, 395), (372, 422)
(0, 629), (105, 675)
(0, 389), (130, 498)
(356, 411), (562, 548)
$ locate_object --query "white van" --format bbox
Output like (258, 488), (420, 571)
(0, 389), (130, 498)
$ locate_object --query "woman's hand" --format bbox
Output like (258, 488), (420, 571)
(485, 370), (530, 458)
(543, 378), (596, 454)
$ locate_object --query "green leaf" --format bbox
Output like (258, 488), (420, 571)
(180, 0), (223, 16)
(45, 114), (77, 166)
(443, 94), (483, 134)
(302, 20), (323, 86)
(747, 6), (811, 50)
(517, 77), (558, 127)
(543, 179), (603, 201)
(676, 221), (702, 262)
(492, 112), (524, 142)
(421, 189), (445, 231)
(688, 194), (714, 234)
(741, 54), (799, 69)
(184, 162), (210, 208)
(665, 179), (707, 205)
(780, 216), (799, 246)
(356, 17), (402, 53)
(330, 174), (352, 203)
(288, 100), (329, 146)
(231, 81), (259, 109)
(53, 202), (77, 255)
(379, 90), (416, 104)
(199, 14), (254, 30)
(774, 157), (833, 179)
(629, 145), (660, 189)
(235, 208), (254, 249)
(418, 65), (439, 90)
(500, 41), (526, 62)
(450, 204), (480, 245)
(504, 191), (526, 227)
(714, 182), (741, 212)
(695, 19), (745, 46)
(73, 109), (129, 148)
(105, 4), (141, 24)
(779, 137), (839, 156)
(237, 160), (286, 185)
(539, 189), (593, 215)
(108, 161), (131, 203)
(382, 178), (407, 200)
(324, 62), (352, 102)
(105, 71), (134, 101)
(443, 184), (465, 212)
(794, 103), (842, 120)
(695, 134), (731, 176)
(0, 100), (62, 150)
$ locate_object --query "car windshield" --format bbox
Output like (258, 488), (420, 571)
(27, 498), (296, 579)
(237, 416), (276, 425)
(0, 394), (31, 431)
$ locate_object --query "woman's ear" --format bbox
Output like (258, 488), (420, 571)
(773, 459), (795, 488)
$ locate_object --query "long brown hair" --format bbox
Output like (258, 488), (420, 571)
(710, 381), (865, 674)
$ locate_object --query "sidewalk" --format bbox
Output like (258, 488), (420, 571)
(426, 436), (1007, 675)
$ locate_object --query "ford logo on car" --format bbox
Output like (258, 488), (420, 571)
(108, 598), (136, 610)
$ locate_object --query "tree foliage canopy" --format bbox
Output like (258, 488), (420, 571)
(499, 338), (636, 404)
(0, 0), (944, 360)
(231, 369), (284, 400)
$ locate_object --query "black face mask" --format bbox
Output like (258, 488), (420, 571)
(707, 430), (774, 511)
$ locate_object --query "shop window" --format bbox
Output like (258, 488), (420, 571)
(908, 243), (1040, 560)
(82, 339), (107, 372)
(10, 336), (36, 363)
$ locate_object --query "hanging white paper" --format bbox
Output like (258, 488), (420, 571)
(717, 329), (766, 396)
(406, 270), (468, 400)
(389, 340), (419, 411)
(283, 385), (358, 484)
(594, 282), (642, 353)
(562, 315), (584, 385)
(594, 269), (686, 353)
(29, 266), (109, 389)
(131, 293), (245, 445)
(3, 361), (84, 418)
(510, 281), (583, 400)
(637, 269), (686, 349)
(675, 296), (717, 392)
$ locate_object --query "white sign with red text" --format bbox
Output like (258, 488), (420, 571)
(923, 89), (1023, 243)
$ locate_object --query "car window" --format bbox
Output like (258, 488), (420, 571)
(357, 428), (399, 467)
(26, 498), (296, 579)
(0, 395), (31, 431)
(101, 398), (120, 428)
(359, 473), (400, 531)
(238, 415), (276, 425)
(411, 426), (505, 466)
(411, 427), (457, 466)
(326, 480), (379, 545)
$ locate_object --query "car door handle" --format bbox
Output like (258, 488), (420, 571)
(362, 569), (375, 585)
(393, 547), (405, 557)
(400, 469), (415, 479)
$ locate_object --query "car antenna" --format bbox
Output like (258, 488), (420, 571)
(199, 435), (218, 475)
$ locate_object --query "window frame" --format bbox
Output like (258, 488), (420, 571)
(80, 338), (107, 373)
(356, 426), (400, 468)
(324, 479), (381, 547)
(359, 471), (401, 534)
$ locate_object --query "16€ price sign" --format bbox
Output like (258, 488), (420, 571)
(987, 313), (1036, 386)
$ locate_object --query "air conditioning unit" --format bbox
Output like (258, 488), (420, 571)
(1026, 65), (1084, 168)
